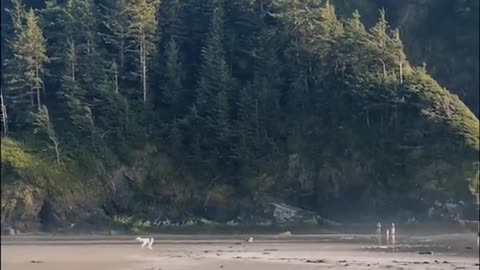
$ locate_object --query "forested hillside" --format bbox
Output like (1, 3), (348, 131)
(1, 0), (478, 232)
(286, 0), (480, 115)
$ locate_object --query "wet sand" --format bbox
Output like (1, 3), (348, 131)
(1, 234), (478, 270)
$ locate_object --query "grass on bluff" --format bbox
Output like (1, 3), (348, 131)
(1, 137), (80, 193)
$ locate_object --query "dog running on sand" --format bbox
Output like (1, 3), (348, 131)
(136, 237), (154, 249)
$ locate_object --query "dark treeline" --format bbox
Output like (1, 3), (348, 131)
(0, 0), (478, 223)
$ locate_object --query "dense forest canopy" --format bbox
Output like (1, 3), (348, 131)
(0, 0), (478, 230)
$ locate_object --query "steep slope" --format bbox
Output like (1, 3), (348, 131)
(1, 0), (478, 232)
(334, 0), (479, 115)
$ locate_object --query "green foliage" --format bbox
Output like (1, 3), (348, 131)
(32, 105), (61, 164)
(189, 4), (235, 170)
(1, 138), (72, 192)
(159, 38), (185, 121)
(404, 68), (479, 152)
(1, 138), (38, 172)
(1, 0), (478, 226)
(4, 5), (49, 128)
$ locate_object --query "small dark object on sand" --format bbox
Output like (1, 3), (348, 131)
(338, 260), (347, 263)
(30, 260), (43, 264)
(422, 261), (429, 264)
(264, 249), (279, 252)
(418, 251), (433, 255)
(306, 259), (326, 263)
(464, 246), (473, 250)
(220, 265), (224, 268)
(443, 261), (449, 264)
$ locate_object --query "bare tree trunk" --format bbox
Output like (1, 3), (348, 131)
(36, 88), (41, 110)
(1, 90), (8, 136)
(399, 60), (403, 83)
(71, 62), (75, 81)
(87, 39), (91, 55)
(72, 60), (76, 82)
(35, 66), (41, 109)
(114, 69), (119, 93)
(53, 139), (61, 164)
(71, 40), (76, 81)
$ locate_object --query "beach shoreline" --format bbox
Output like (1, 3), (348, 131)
(2, 233), (478, 270)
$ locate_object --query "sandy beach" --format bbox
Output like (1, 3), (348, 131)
(1, 233), (478, 270)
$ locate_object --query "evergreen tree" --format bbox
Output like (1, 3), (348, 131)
(124, 0), (160, 103)
(235, 84), (258, 159)
(193, 4), (234, 165)
(5, 7), (49, 118)
(42, 0), (100, 144)
(252, 28), (283, 142)
(21, 9), (49, 110)
(338, 10), (372, 75)
(158, 0), (188, 46)
(66, 0), (96, 56)
(8, 0), (26, 35)
(182, 0), (218, 86)
(38, 0), (71, 97)
(65, 0), (104, 88)
(101, 0), (129, 81)
(161, 38), (185, 120)
(154, 0), (188, 110)
(56, 75), (94, 138)
(369, 9), (390, 78)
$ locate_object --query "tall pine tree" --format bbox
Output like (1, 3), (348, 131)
(193, 3), (234, 167)
(4, 6), (49, 130)
(125, 0), (160, 104)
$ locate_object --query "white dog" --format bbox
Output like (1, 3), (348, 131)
(136, 237), (154, 249)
